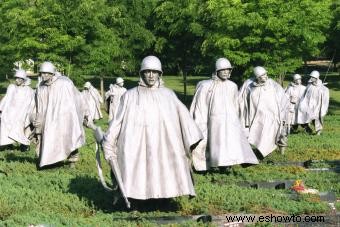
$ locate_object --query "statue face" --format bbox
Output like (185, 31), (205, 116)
(257, 73), (268, 84)
(117, 82), (124, 87)
(40, 72), (54, 82)
(310, 77), (317, 84)
(217, 69), (231, 80)
(142, 70), (160, 87)
(294, 79), (302, 85)
(15, 78), (24, 86)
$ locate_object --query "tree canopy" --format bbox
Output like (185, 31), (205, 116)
(154, 0), (333, 78)
(326, 0), (340, 66)
(0, 0), (337, 81)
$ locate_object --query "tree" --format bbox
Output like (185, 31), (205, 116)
(0, 0), (334, 82)
(113, 0), (157, 73)
(0, 0), (85, 78)
(153, 0), (206, 74)
(326, 0), (340, 71)
(0, 0), (155, 83)
(199, 0), (333, 79)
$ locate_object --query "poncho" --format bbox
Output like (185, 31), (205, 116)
(105, 84), (127, 121)
(297, 79), (329, 125)
(36, 76), (86, 167)
(285, 83), (306, 125)
(82, 85), (103, 120)
(0, 84), (34, 146)
(102, 78), (202, 199)
(190, 78), (258, 171)
(239, 79), (289, 157)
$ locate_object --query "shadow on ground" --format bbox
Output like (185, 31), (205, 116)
(68, 175), (181, 213)
(2, 151), (36, 164)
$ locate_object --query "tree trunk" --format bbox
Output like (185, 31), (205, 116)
(100, 76), (104, 98)
(303, 60), (308, 77)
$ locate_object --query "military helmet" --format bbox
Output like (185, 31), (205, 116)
(140, 56), (162, 73)
(310, 70), (320, 79)
(293, 74), (302, 81)
(253, 66), (267, 78)
(116, 77), (124, 84)
(14, 69), (27, 79)
(39, 61), (56, 74)
(215, 58), (232, 72)
(84, 81), (92, 88)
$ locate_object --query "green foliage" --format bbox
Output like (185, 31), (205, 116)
(0, 0), (337, 80)
(199, 0), (333, 78)
(152, 0), (334, 77)
(113, 0), (157, 72)
(326, 0), (340, 67)
(0, 0), (155, 80)
(153, 0), (205, 73)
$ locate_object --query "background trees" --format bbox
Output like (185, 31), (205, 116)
(0, 0), (154, 84)
(0, 0), (337, 82)
(154, 0), (333, 79)
(326, 1), (340, 68)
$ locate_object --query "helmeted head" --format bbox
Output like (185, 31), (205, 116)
(140, 56), (162, 73)
(39, 61), (56, 83)
(116, 77), (124, 87)
(39, 61), (56, 74)
(293, 74), (301, 81)
(309, 70), (320, 84)
(14, 69), (27, 79)
(215, 58), (232, 72)
(253, 66), (268, 84)
(84, 81), (92, 89)
(293, 74), (302, 85)
(254, 66), (267, 78)
(310, 70), (320, 79)
(140, 56), (162, 87)
(215, 58), (232, 80)
(14, 69), (27, 86)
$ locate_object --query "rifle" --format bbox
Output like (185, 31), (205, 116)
(92, 126), (131, 208)
(323, 50), (336, 85)
(29, 88), (42, 158)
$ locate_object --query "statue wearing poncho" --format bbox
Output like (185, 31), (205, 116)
(297, 70), (329, 135)
(105, 77), (127, 121)
(82, 82), (103, 121)
(0, 70), (34, 147)
(285, 74), (306, 127)
(190, 58), (258, 171)
(102, 56), (202, 200)
(35, 62), (86, 167)
(239, 66), (290, 157)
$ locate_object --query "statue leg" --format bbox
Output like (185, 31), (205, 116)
(302, 124), (313, 134)
(277, 124), (288, 155)
(314, 119), (323, 135)
(68, 149), (79, 168)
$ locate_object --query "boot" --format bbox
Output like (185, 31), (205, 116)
(67, 149), (79, 168)
(20, 144), (30, 152)
(291, 125), (298, 133)
(279, 146), (286, 155)
(303, 124), (313, 134)
(218, 166), (231, 174)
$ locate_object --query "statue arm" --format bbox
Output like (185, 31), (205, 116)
(102, 93), (128, 161)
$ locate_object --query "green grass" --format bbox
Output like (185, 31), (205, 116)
(0, 73), (339, 226)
